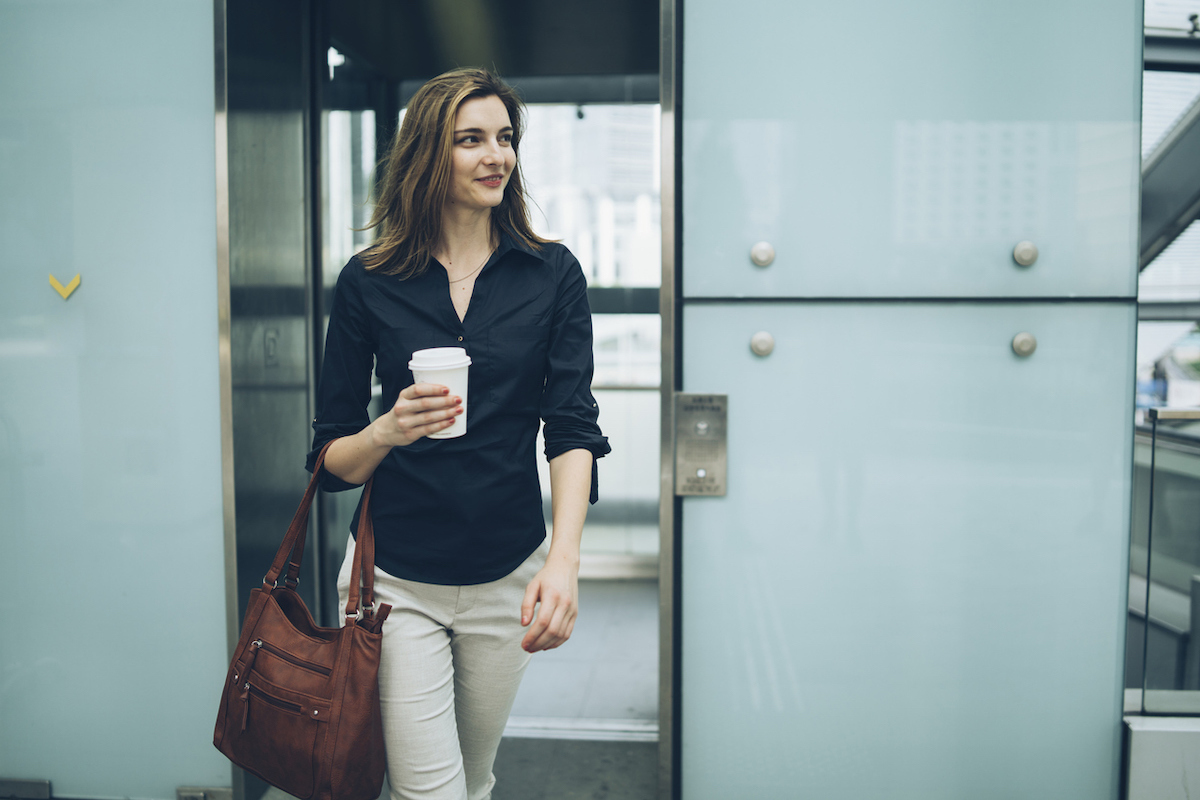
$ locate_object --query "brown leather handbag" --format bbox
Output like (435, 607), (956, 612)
(213, 442), (391, 800)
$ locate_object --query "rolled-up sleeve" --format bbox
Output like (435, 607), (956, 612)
(306, 260), (375, 491)
(540, 255), (611, 503)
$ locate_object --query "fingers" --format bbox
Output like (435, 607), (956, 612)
(527, 602), (571, 652)
(544, 616), (576, 651)
(401, 382), (451, 400)
(521, 586), (577, 653)
(390, 384), (462, 444)
(395, 401), (461, 429)
(397, 384), (459, 413)
(521, 579), (539, 627)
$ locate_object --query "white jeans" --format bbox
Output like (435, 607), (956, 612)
(337, 536), (547, 800)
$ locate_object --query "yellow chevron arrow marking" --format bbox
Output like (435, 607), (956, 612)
(49, 273), (81, 300)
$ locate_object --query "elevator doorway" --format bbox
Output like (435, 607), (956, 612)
(224, 2), (664, 798)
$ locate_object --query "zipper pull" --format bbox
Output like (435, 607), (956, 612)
(240, 682), (250, 731)
(243, 639), (262, 676)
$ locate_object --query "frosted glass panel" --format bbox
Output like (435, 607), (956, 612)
(682, 0), (1141, 298)
(0, 2), (230, 797)
(681, 302), (1133, 799)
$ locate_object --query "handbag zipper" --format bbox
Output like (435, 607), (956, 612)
(252, 639), (332, 676)
(246, 682), (302, 713)
(241, 680), (312, 730)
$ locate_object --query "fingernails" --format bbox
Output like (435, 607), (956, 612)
(442, 388), (449, 394)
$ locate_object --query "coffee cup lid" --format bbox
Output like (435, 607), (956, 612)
(409, 346), (472, 371)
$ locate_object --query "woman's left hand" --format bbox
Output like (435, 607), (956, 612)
(520, 556), (579, 652)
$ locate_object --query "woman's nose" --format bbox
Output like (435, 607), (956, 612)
(482, 140), (502, 163)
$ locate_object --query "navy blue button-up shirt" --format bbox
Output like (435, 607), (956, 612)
(306, 234), (610, 585)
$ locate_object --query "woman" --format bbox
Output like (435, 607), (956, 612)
(306, 68), (609, 800)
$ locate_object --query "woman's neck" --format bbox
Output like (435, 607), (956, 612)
(437, 204), (495, 266)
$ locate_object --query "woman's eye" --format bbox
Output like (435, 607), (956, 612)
(457, 135), (478, 144)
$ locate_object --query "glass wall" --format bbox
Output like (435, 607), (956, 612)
(678, 0), (1139, 796)
(0, 1), (230, 796)
(1130, 18), (1200, 708)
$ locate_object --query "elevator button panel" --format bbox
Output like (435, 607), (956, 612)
(675, 393), (728, 496)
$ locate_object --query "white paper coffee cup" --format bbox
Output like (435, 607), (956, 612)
(408, 347), (471, 439)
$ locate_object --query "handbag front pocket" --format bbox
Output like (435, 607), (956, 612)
(252, 639), (332, 696)
(228, 676), (330, 799)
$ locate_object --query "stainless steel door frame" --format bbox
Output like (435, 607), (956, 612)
(658, 0), (680, 797)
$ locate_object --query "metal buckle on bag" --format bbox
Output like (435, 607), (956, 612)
(345, 602), (375, 622)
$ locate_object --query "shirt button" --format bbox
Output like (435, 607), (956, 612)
(458, 336), (464, 342)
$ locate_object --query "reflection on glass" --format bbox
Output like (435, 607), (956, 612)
(1139, 411), (1200, 713)
(318, 108), (377, 624)
(520, 104), (661, 288)
(322, 109), (376, 284)
(1144, 0), (1200, 35)
(535, 315), (661, 566)
(1140, 221), (1200, 303)
(1142, 71), (1200, 159)
(1136, 322), (1200, 412)
(537, 386), (660, 567)
(593, 314), (660, 388)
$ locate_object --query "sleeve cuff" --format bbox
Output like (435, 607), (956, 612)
(306, 429), (368, 492)
(543, 438), (610, 505)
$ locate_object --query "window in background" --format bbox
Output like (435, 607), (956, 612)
(518, 104), (662, 569)
(1142, 71), (1200, 158)
(1130, 11), (1200, 705)
(1137, 322), (1200, 411)
(322, 108), (376, 285)
(520, 104), (661, 288)
(1138, 68), (1200, 413)
(318, 107), (379, 624)
(1144, 0), (1200, 34)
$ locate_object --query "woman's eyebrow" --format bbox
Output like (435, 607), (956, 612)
(454, 126), (515, 135)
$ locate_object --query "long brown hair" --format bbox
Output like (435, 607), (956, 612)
(359, 68), (548, 278)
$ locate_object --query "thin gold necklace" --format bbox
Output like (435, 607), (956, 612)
(446, 250), (492, 284)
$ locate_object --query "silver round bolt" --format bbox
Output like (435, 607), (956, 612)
(750, 331), (775, 357)
(696, 468), (707, 478)
(1012, 332), (1038, 357)
(750, 241), (775, 267)
(1012, 241), (1038, 267)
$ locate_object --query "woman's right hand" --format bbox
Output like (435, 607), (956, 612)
(372, 383), (462, 447)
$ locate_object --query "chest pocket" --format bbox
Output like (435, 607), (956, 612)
(487, 325), (549, 411)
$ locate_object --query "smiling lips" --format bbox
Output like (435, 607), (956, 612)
(477, 175), (503, 188)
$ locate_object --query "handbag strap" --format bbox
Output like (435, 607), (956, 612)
(262, 440), (331, 589)
(262, 440), (379, 620)
(344, 477), (377, 620)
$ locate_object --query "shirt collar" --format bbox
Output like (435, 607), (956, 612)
(495, 228), (549, 262)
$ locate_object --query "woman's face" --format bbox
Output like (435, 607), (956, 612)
(446, 94), (516, 212)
